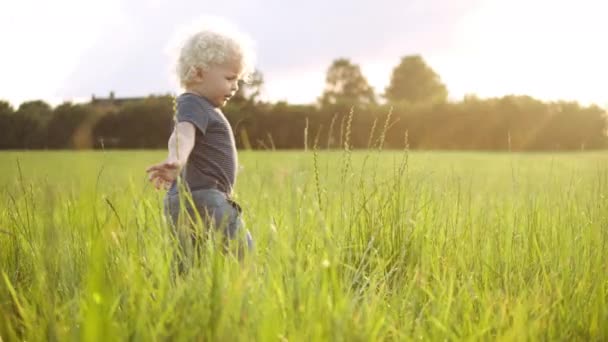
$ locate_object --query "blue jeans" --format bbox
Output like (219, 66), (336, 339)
(164, 188), (253, 268)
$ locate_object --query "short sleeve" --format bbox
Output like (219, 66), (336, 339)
(175, 95), (209, 135)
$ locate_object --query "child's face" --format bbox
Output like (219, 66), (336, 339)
(190, 58), (242, 107)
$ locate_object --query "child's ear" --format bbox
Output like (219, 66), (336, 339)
(187, 66), (204, 82)
(195, 67), (205, 81)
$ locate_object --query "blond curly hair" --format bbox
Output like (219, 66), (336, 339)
(168, 17), (256, 88)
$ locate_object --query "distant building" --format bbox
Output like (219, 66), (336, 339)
(90, 91), (146, 108)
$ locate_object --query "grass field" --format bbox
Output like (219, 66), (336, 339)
(0, 150), (607, 341)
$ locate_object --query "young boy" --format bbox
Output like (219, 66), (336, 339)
(146, 22), (254, 263)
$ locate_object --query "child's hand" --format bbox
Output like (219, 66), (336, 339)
(146, 160), (181, 190)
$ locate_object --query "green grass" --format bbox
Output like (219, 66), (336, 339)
(0, 150), (607, 341)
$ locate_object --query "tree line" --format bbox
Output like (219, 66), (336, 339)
(1, 55), (606, 151)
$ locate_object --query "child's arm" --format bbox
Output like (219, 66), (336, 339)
(167, 121), (196, 166)
(146, 122), (196, 189)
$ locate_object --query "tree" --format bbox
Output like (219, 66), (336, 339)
(531, 101), (608, 150)
(92, 96), (173, 148)
(385, 55), (448, 105)
(319, 58), (376, 109)
(0, 100), (13, 115)
(46, 103), (90, 148)
(0, 101), (15, 148)
(15, 100), (53, 149)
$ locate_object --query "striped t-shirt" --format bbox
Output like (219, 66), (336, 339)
(167, 93), (237, 196)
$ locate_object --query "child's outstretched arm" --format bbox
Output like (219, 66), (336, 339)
(146, 122), (196, 189)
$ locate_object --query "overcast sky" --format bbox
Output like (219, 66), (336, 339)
(1, 0), (607, 108)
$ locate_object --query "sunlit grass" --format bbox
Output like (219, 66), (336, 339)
(0, 150), (607, 341)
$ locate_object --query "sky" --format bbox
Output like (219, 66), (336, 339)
(0, 0), (607, 108)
